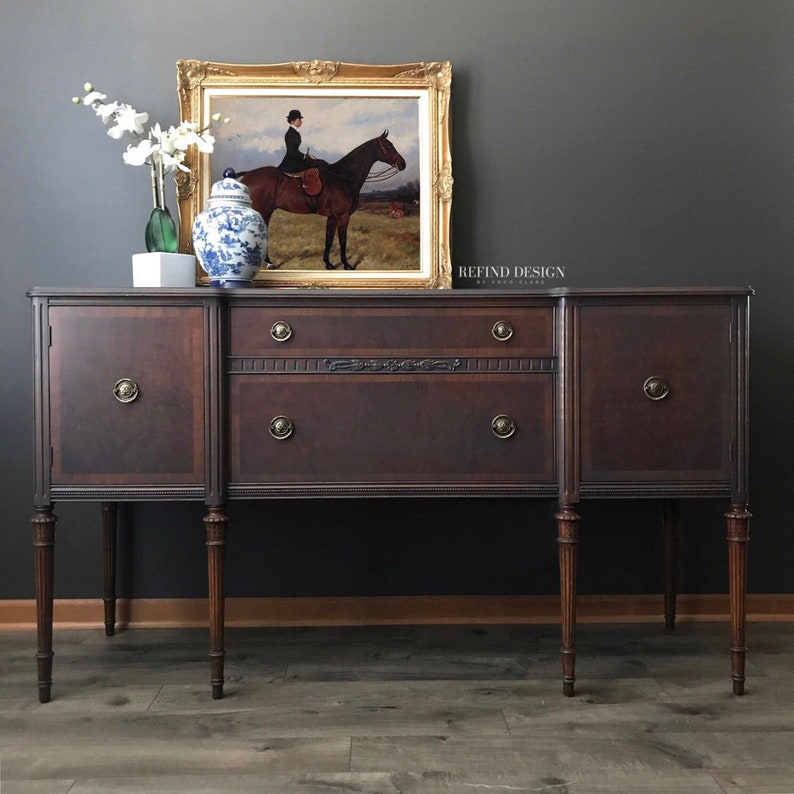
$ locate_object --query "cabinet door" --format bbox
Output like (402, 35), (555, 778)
(49, 306), (205, 486)
(579, 302), (734, 487)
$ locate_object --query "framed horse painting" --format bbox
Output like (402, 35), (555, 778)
(176, 60), (453, 288)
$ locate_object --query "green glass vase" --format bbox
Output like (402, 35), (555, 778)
(144, 206), (179, 253)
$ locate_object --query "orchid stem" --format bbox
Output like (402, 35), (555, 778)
(150, 162), (159, 210)
(157, 160), (166, 211)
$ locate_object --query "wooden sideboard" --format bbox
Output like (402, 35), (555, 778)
(29, 287), (751, 702)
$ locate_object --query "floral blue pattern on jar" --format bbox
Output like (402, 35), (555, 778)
(192, 178), (266, 287)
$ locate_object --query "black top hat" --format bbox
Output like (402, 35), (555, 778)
(287, 109), (303, 123)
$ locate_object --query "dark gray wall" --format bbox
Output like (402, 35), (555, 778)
(2, 0), (792, 601)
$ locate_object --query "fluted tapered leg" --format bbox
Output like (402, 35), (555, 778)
(205, 506), (227, 699)
(101, 502), (118, 636)
(32, 506), (56, 703)
(557, 505), (580, 697)
(726, 502), (751, 695)
(664, 500), (679, 633)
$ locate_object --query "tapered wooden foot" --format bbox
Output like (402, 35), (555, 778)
(663, 500), (679, 633)
(557, 505), (580, 697)
(32, 506), (56, 703)
(101, 502), (118, 636)
(211, 670), (224, 700)
(726, 502), (751, 695)
(205, 506), (227, 699)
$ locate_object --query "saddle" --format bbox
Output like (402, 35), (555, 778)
(284, 167), (322, 196)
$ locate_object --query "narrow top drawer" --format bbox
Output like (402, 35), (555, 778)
(229, 305), (555, 357)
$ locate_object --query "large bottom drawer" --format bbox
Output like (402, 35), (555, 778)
(230, 374), (555, 487)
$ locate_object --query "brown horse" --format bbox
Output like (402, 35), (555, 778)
(237, 131), (406, 270)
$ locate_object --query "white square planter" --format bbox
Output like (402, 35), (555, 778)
(132, 252), (197, 288)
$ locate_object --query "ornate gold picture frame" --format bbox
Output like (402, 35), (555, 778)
(176, 60), (452, 288)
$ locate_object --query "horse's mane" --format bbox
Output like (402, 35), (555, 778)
(328, 136), (382, 174)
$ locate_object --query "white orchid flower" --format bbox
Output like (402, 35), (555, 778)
(83, 90), (107, 106)
(95, 101), (121, 124)
(122, 139), (155, 166)
(158, 149), (190, 173)
(148, 122), (165, 142)
(167, 126), (195, 152)
(151, 123), (177, 150)
(151, 124), (188, 157)
(195, 133), (215, 153)
(168, 124), (214, 154)
(113, 104), (149, 136)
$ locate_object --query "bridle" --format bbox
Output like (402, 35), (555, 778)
(364, 137), (402, 182)
(311, 136), (401, 183)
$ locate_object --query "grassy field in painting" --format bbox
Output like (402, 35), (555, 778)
(264, 197), (420, 271)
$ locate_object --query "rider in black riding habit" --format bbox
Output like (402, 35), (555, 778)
(277, 109), (307, 174)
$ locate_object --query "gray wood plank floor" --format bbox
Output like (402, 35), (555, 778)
(1, 621), (793, 793)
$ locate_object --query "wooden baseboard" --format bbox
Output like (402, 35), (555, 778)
(1, 594), (792, 630)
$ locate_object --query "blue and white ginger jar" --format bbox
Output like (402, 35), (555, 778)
(192, 177), (266, 288)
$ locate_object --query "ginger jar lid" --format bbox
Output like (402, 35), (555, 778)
(207, 177), (253, 208)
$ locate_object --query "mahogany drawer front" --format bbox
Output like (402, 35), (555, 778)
(229, 373), (555, 486)
(49, 306), (205, 485)
(579, 303), (734, 484)
(228, 305), (555, 358)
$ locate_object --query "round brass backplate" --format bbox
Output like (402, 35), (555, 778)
(113, 378), (139, 404)
(643, 376), (670, 401)
(491, 321), (513, 341)
(270, 321), (293, 342)
(269, 415), (295, 440)
(491, 414), (516, 439)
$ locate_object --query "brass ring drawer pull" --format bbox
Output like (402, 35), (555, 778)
(491, 321), (513, 341)
(269, 415), (295, 440)
(491, 414), (516, 439)
(270, 321), (293, 342)
(113, 378), (139, 404)
(643, 377), (670, 401)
